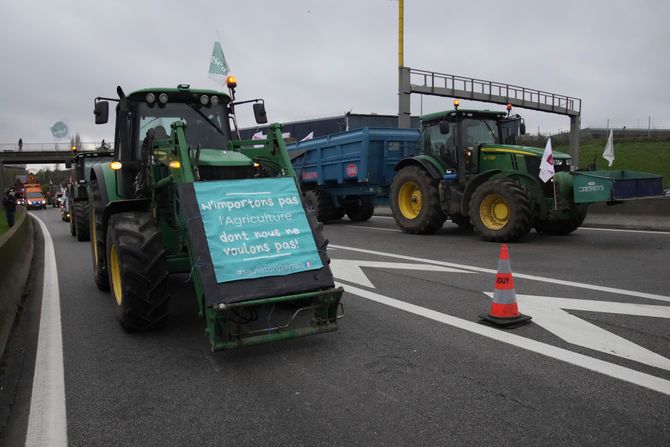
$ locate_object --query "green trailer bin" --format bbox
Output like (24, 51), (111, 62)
(573, 170), (664, 204)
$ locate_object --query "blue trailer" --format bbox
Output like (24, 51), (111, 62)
(287, 127), (419, 222)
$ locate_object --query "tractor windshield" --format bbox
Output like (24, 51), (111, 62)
(462, 119), (499, 146)
(136, 102), (230, 150)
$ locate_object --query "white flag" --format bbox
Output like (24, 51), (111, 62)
(300, 132), (314, 141)
(208, 41), (230, 87)
(252, 131), (265, 140)
(602, 129), (614, 167)
(539, 138), (555, 183)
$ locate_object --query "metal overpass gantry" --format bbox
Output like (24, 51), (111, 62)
(398, 67), (583, 165)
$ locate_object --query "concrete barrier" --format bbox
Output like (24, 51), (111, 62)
(583, 196), (670, 231)
(0, 206), (34, 357)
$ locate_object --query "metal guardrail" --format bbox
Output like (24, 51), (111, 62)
(0, 142), (110, 152)
(408, 68), (581, 116)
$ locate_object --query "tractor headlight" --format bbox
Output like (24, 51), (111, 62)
(146, 93), (156, 104)
(158, 93), (169, 104)
(200, 95), (209, 105)
(210, 95), (219, 105)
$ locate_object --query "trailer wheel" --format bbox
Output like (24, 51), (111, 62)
(469, 178), (533, 242)
(89, 179), (109, 290)
(106, 211), (170, 331)
(390, 166), (446, 234)
(303, 190), (340, 223)
(345, 199), (375, 222)
(69, 206), (76, 236)
(534, 206), (587, 235)
(451, 213), (473, 232)
(75, 201), (90, 241)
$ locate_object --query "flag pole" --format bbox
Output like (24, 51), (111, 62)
(552, 178), (557, 210)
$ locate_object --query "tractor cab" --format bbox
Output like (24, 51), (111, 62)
(416, 103), (526, 179)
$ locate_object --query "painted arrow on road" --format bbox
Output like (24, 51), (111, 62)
(486, 293), (670, 371)
(330, 259), (473, 288)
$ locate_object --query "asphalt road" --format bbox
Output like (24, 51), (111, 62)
(2, 208), (669, 446)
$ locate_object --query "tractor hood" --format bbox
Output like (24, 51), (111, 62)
(481, 144), (571, 160)
(191, 148), (253, 167)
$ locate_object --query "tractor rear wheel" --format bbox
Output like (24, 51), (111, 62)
(75, 201), (90, 241)
(303, 190), (340, 223)
(534, 206), (587, 235)
(469, 178), (534, 242)
(390, 166), (446, 234)
(106, 211), (170, 331)
(89, 179), (109, 290)
(345, 198), (375, 222)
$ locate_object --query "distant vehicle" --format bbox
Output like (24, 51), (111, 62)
(24, 185), (47, 210)
(61, 196), (71, 222)
(53, 191), (64, 208)
(14, 191), (25, 207)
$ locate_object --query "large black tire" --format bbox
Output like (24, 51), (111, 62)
(90, 179), (109, 290)
(106, 211), (170, 331)
(345, 198), (375, 222)
(534, 207), (587, 235)
(69, 206), (76, 236)
(303, 190), (340, 223)
(390, 166), (446, 234)
(469, 178), (534, 242)
(75, 201), (90, 241)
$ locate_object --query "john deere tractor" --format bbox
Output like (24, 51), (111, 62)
(67, 150), (113, 240)
(90, 81), (342, 351)
(390, 105), (586, 241)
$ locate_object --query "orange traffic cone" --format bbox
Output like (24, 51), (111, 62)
(479, 244), (531, 328)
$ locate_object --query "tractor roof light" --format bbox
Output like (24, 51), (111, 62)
(146, 92), (156, 104)
(506, 103), (512, 111)
(110, 161), (122, 170)
(226, 75), (238, 89)
(453, 99), (460, 110)
(158, 93), (169, 104)
(210, 95), (219, 105)
(200, 94), (210, 105)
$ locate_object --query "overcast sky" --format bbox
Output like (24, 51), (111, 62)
(1, 0), (668, 146)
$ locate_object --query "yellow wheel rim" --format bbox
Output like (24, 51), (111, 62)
(110, 244), (123, 306)
(479, 194), (510, 230)
(398, 181), (422, 219)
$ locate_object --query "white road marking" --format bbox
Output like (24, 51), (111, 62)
(26, 216), (68, 446)
(329, 244), (670, 304)
(336, 282), (670, 395)
(330, 259), (472, 288)
(371, 215), (395, 219)
(345, 225), (401, 232)
(499, 293), (670, 371)
(577, 227), (670, 235)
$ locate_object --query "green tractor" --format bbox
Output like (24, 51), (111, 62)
(90, 81), (342, 351)
(67, 150), (113, 240)
(390, 104), (586, 241)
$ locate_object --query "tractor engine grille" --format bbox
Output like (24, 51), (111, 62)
(198, 165), (255, 181)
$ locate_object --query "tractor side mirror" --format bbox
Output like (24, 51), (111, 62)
(94, 101), (109, 124)
(253, 103), (268, 124)
(520, 122), (526, 135)
(439, 121), (450, 135)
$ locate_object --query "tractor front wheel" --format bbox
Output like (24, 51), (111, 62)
(390, 166), (446, 234)
(89, 179), (109, 290)
(469, 178), (534, 242)
(534, 206), (587, 235)
(106, 211), (170, 331)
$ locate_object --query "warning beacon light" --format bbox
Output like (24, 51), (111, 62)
(453, 99), (460, 110)
(226, 75), (238, 89)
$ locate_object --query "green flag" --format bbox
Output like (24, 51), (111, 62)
(208, 41), (230, 86)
